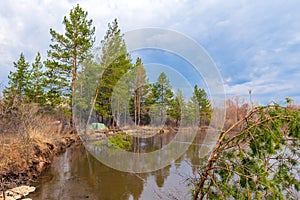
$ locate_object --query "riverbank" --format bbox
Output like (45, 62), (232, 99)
(0, 131), (81, 192)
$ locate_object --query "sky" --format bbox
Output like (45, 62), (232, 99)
(0, 0), (300, 105)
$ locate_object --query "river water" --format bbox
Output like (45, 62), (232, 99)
(29, 130), (214, 200)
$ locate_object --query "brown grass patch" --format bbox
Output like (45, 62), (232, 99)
(0, 105), (78, 189)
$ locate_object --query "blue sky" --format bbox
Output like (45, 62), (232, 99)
(131, 49), (206, 98)
(0, 0), (300, 105)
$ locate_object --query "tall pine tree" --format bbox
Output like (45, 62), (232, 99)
(95, 19), (132, 128)
(133, 58), (147, 125)
(45, 4), (95, 128)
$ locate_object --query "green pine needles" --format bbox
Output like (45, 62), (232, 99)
(192, 102), (300, 200)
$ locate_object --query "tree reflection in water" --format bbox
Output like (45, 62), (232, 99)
(29, 129), (211, 199)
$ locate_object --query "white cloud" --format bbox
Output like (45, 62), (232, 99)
(224, 68), (299, 104)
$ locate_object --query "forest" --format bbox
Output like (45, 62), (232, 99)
(0, 6), (211, 131)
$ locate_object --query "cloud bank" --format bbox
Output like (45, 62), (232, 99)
(0, 0), (299, 104)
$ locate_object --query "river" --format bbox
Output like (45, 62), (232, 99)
(29, 130), (213, 200)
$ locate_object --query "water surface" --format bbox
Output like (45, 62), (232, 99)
(29, 130), (212, 199)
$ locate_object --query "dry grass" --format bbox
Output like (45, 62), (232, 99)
(0, 104), (77, 189)
(0, 115), (62, 174)
(28, 115), (62, 143)
(0, 138), (27, 174)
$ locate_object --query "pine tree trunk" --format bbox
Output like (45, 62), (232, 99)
(71, 54), (77, 132)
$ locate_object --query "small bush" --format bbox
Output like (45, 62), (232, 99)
(108, 133), (132, 151)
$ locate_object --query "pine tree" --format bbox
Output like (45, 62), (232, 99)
(185, 93), (199, 126)
(111, 67), (132, 127)
(169, 89), (185, 126)
(192, 103), (300, 199)
(133, 58), (148, 125)
(95, 19), (132, 128)
(3, 53), (31, 107)
(192, 85), (212, 125)
(27, 52), (45, 105)
(45, 4), (95, 127)
(127, 58), (149, 125)
(152, 72), (174, 125)
(43, 59), (68, 110)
